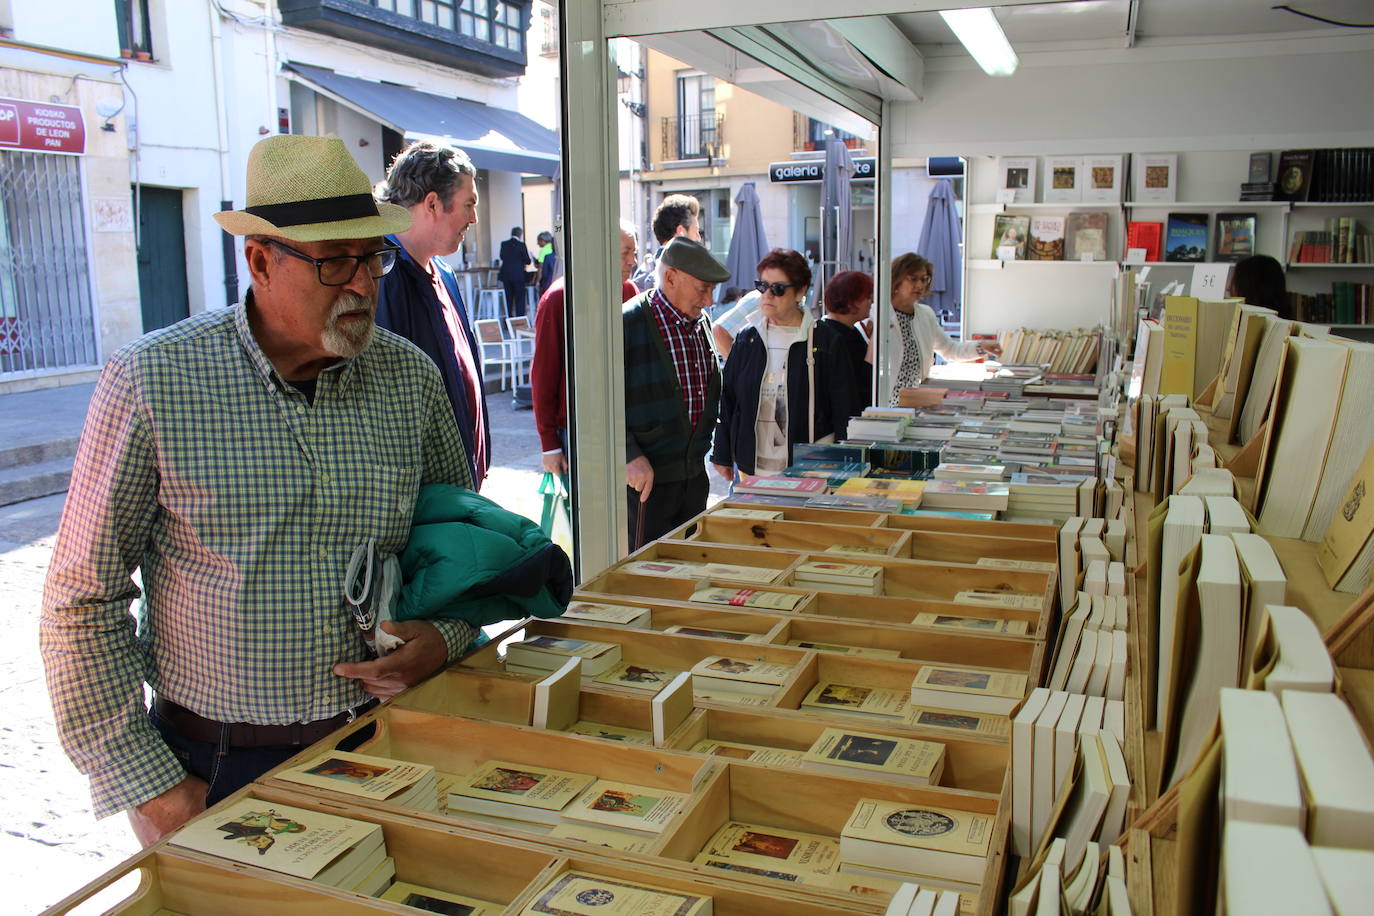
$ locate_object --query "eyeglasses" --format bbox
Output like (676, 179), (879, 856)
(267, 239), (400, 286)
(755, 279), (801, 297)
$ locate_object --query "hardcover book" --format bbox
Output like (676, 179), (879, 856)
(1125, 221), (1163, 262)
(521, 871), (710, 916)
(1274, 149), (1314, 202)
(801, 727), (946, 783)
(992, 214), (1031, 261)
(1134, 153), (1178, 203)
(998, 156), (1038, 203)
(1082, 155), (1123, 202)
(561, 780), (689, 834)
(1044, 157), (1083, 203)
(1214, 212), (1256, 261)
(1064, 212), (1109, 261)
(1164, 213), (1209, 262)
(1027, 216), (1065, 261)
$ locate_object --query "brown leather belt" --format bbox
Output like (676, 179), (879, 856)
(153, 696), (376, 749)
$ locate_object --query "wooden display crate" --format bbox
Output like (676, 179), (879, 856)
(879, 513), (1059, 541)
(707, 501), (888, 527)
(613, 539), (798, 580)
(654, 760), (1001, 912)
(663, 704), (1010, 795)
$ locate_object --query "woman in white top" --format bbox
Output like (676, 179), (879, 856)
(711, 249), (859, 479)
(874, 252), (1001, 404)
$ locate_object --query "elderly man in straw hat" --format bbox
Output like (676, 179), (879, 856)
(40, 135), (477, 846)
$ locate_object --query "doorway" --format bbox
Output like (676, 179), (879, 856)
(136, 186), (190, 333)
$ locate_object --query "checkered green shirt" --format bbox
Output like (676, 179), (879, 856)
(40, 301), (474, 818)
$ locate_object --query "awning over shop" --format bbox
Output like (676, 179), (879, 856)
(284, 62), (561, 177)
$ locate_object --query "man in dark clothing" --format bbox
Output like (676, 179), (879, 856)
(375, 139), (490, 489)
(623, 237), (730, 547)
(498, 226), (532, 318)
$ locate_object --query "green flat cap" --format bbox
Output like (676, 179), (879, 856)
(660, 236), (731, 283)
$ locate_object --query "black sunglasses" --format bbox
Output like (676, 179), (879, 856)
(267, 239), (400, 287)
(754, 279), (802, 297)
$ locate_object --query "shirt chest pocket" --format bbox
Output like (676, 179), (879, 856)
(333, 462), (421, 555)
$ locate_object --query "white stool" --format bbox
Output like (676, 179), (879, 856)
(476, 288), (507, 323)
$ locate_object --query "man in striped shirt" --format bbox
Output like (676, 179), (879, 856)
(622, 237), (730, 545)
(40, 136), (475, 846)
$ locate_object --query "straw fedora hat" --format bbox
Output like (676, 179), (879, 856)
(215, 135), (411, 242)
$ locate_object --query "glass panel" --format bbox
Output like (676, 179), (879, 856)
(437, 4), (454, 29)
(420, 0), (436, 25)
(475, 18), (489, 41)
(459, 11), (475, 36)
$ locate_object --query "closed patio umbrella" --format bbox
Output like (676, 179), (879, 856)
(819, 136), (855, 305)
(724, 181), (768, 296)
(917, 178), (963, 318)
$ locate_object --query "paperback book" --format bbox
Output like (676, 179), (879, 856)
(1027, 216), (1065, 260)
(662, 624), (763, 641)
(274, 750), (438, 810)
(801, 727), (946, 783)
(521, 871), (710, 916)
(690, 584), (805, 611)
(505, 636), (622, 677)
(992, 214), (1031, 261)
(689, 739), (806, 768)
(911, 612), (1030, 636)
(909, 666), (1028, 715)
(446, 760), (594, 825)
(560, 601), (651, 627)
(1065, 211), (1109, 261)
(380, 882), (500, 915)
(693, 821), (840, 879)
(561, 780), (689, 834)
(564, 720), (654, 744)
(689, 656), (794, 696)
(591, 661), (684, 692)
(800, 682), (911, 720)
(840, 797), (994, 884)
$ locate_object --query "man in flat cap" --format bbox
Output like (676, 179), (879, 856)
(623, 236), (730, 546)
(41, 135), (477, 846)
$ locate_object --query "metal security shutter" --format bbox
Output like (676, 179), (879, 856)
(0, 150), (98, 376)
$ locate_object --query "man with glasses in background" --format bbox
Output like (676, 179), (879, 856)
(375, 139), (491, 490)
(41, 135), (477, 848)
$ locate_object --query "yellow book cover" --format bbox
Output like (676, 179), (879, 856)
(274, 750), (432, 801)
(562, 780), (689, 834)
(802, 728), (945, 781)
(689, 739), (806, 768)
(1318, 438), (1374, 587)
(591, 661), (684, 692)
(447, 760), (593, 811)
(689, 656), (794, 686)
(694, 820), (839, 876)
(836, 478), (927, 503)
(546, 822), (657, 853)
(691, 583), (805, 611)
(380, 881), (499, 915)
(561, 601), (651, 626)
(841, 798), (993, 858)
(800, 682), (911, 718)
(912, 612), (1030, 636)
(953, 589), (1041, 610)
(911, 666), (1028, 700)
(167, 798), (379, 880)
(1159, 295), (1199, 397)
(565, 720), (654, 745)
(522, 871), (710, 916)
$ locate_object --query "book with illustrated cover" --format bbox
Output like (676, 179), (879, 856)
(274, 750), (437, 808)
(1274, 149), (1314, 202)
(689, 739), (806, 768)
(786, 640), (901, 658)
(840, 798), (994, 884)
(710, 507), (785, 520)
(546, 822), (656, 853)
(663, 624), (763, 641)
(1044, 157), (1083, 203)
(793, 559), (883, 585)
(800, 682), (911, 720)
(505, 635), (622, 676)
(592, 661), (684, 692)
(620, 559), (703, 578)
(379, 881), (499, 916)
(1165, 213), (1209, 261)
(910, 666), (1028, 715)
(693, 821), (840, 878)
(690, 584), (805, 611)
(911, 612), (1030, 636)
(834, 477), (926, 502)
(1134, 153), (1178, 202)
(1064, 211), (1109, 261)
(1027, 216), (1065, 260)
(1083, 155), (1123, 202)
(801, 728), (946, 783)
(992, 214), (1030, 261)
(565, 720), (653, 744)
(701, 562), (780, 584)
(734, 474), (826, 496)
(974, 557), (1056, 573)
(168, 798), (382, 883)
(561, 780), (689, 834)
(998, 156), (1037, 203)
(909, 706), (1011, 739)
(689, 656), (794, 696)
(446, 761), (593, 824)
(521, 871), (710, 916)
(921, 480), (1010, 510)
(1214, 212), (1256, 261)
(822, 543), (891, 557)
(561, 601), (651, 627)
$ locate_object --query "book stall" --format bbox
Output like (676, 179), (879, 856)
(43, 297), (1374, 916)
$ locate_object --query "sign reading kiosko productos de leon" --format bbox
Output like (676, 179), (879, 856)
(768, 158), (875, 183)
(0, 97), (86, 155)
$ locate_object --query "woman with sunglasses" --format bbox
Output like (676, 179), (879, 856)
(711, 249), (859, 481)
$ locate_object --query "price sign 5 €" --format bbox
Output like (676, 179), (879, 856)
(1190, 263), (1232, 298)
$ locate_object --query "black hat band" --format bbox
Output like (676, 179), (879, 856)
(243, 193), (379, 227)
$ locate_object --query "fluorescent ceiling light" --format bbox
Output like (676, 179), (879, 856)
(939, 7), (1019, 77)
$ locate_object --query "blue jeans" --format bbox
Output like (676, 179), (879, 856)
(149, 706), (377, 807)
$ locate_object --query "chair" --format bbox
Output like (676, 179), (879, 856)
(474, 318), (520, 390)
(504, 316), (535, 387)
(476, 288), (507, 324)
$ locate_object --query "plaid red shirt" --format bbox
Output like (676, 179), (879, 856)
(647, 287), (713, 426)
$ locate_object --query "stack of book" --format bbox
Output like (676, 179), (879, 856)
(920, 480), (1010, 512)
(505, 635), (622, 678)
(931, 462), (1007, 482)
(560, 600), (652, 627)
(275, 750), (442, 812)
(833, 477), (927, 506)
(908, 665), (1028, 715)
(521, 871), (711, 916)
(801, 727), (946, 784)
(620, 557), (779, 583)
(839, 796), (994, 887)
(792, 559), (883, 595)
(1006, 471), (1086, 522)
(733, 474), (828, 498)
(690, 582), (806, 612)
(689, 655), (794, 704)
(846, 414), (911, 442)
(168, 798), (395, 896)
(692, 821), (840, 885)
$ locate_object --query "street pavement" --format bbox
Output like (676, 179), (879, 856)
(1, 385), (726, 913)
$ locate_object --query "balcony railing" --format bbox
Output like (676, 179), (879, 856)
(660, 113), (724, 163)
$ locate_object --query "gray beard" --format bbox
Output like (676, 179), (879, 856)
(321, 292), (375, 358)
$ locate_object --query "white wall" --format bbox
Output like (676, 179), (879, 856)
(9, 0), (118, 59)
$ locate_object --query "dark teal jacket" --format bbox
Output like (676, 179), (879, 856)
(623, 292), (720, 483)
(393, 484), (573, 629)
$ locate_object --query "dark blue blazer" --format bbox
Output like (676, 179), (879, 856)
(498, 237), (532, 284)
(376, 237), (490, 486)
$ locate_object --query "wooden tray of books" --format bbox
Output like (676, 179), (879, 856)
(879, 512), (1060, 541)
(706, 501), (888, 528)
